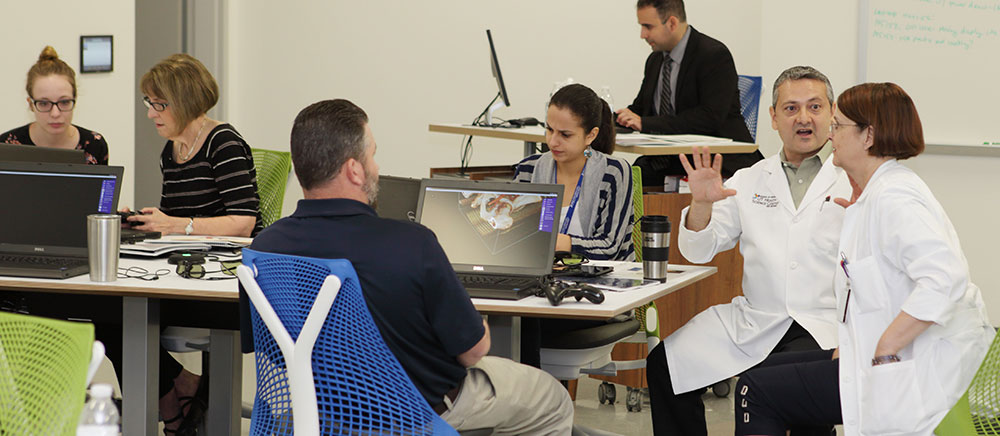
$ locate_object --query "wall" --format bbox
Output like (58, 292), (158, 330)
(226, 0), (999, 321)
(0, 1), (135, 206)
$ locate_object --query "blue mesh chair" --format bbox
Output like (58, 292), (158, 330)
(737, 75), (763, 141)
(237, 249), (458, 436)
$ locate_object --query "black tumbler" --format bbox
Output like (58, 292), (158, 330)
(641, 215), (670, 281)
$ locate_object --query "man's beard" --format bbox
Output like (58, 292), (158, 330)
(363, 169), (379, 207)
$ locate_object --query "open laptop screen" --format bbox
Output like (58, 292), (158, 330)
(0, 162), (122, 256)
(416, 179), (562, 276)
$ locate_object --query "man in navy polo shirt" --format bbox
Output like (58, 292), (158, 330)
(239, 99), (573, 434)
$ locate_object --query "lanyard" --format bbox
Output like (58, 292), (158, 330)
(840, 252), (851, 323)
(554, 160), (586, 234)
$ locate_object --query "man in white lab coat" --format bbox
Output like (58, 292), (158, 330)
(646, 66), (855, 435)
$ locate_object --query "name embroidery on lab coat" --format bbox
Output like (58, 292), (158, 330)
(751, 193), (779, 208)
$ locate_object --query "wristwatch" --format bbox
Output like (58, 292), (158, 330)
(185, 217), (194, 235)
(871, 354), (901, 366)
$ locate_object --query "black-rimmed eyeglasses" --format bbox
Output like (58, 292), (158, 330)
(31, 98), (75, 113)
(142, 96), (169, 112)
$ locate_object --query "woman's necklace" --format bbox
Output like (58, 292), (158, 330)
(179, 118), (207, 161)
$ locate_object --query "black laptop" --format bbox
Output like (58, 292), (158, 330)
(375, 175), (421, 222)
(0, 162), (123, 279)
(415, 179), (563, 300)
(0, 143), (88, 164)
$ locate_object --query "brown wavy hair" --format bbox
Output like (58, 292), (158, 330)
(140, 54), (219, 136)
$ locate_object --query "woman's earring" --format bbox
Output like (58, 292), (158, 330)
(583, 146), (593, 158)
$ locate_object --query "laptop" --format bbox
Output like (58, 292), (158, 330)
(0, 162), (123, 279)
(415, 179), (563, 300)
(0, 143), (88, 164)
(375, 175), (421, 222)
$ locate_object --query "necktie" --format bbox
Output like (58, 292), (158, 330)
(659, 52), (674, 116)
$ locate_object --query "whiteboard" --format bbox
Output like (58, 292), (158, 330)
(859, 0), (1000, 146)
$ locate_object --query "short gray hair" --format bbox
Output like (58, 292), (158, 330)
(771, 66), (834, 108)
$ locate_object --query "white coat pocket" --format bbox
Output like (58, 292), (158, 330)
(809, 204), (844, 258)
(860, 360), (926, 435)
(845, 256), (886, 315)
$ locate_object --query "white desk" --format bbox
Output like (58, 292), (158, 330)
(478, 261), (716, 361)
(428, 123), (759, 157)
(0, 258), (715, 435)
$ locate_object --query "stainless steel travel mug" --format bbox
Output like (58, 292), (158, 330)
(641, 215), (670, 281)
(87, 214), (120, 282)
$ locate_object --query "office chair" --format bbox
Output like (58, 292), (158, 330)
(0, 312), (105, 435)
(737, 75), (763, 141)
(236, 249), (460, 435)
(935, 328), (1000, 435)
(539, 166), (656, 412)
(250, 148), (293, 227)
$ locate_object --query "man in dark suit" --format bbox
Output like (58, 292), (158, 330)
(616, 0), (763, 186)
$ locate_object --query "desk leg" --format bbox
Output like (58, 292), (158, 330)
(206, 329), (241, 436)
(524, 141), (536, 157)
(122, 296), (159, 436)
(487, 315), (520, 362)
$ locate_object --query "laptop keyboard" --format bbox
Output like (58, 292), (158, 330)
(457, 273), (539, 290)
(0, 254), (88, 270)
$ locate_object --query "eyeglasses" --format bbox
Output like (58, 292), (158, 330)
(31, 98), (75, 112)
(554, 251), (589, 266)
(142, 96), (169, 112)
(829, 120), (859, 134)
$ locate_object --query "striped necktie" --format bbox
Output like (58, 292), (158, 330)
(659, 52), (675, 116)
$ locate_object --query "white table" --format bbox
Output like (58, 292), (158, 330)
(477, 261), (717, 361)
(428, 123), (758, 157)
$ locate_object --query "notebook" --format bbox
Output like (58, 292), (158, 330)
(0, 162), (123, 279)
(0, 143), (88, 164)
(375, 175), (421, 222)
(415, 179), (563, 300)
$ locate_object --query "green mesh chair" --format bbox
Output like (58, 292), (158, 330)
(631, 165), (660, 342)
(936, 329), (1000, 435)
(252, 148), (293, 227)
(0, 312), (99, 435)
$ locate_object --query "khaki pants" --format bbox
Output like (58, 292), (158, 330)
(441, 356), (573, 435)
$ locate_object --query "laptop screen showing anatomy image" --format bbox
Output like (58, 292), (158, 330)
(415, 179), (561, 281)
(0, 162), (123, 278)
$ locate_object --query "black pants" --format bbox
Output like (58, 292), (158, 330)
(97, 322), (186, 398)
(646, 321), (824, 436)
(519, 317), (606, 368)
(735, 349), (841, 435)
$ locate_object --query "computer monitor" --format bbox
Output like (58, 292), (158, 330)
(0, 143), (87, 164)
(0, 161), (122, 257)
(415, 179), (562, 276)
(485, 29), (510, 126)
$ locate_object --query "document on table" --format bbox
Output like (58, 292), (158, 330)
(120, 235), (251, 257)
(616, 133), (735, 146)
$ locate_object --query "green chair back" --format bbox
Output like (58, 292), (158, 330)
(631, 165), (644, 262)
(252, 148), (293, 227)
(936, 329), (1000, 435)
(0, 312), (94, 435)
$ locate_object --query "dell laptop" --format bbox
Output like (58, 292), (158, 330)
(375, 175), (422, 222)
(0, 161), (123, 279)
(0, 143), (88, 164)
(415, 178), (563, 300)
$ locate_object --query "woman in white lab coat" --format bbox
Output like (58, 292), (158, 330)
(734, 82), (995, 436)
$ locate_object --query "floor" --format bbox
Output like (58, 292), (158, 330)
(93, 355), (839, 435)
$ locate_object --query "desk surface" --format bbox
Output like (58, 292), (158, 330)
(474, 262), (715, 319)
(428, 123), (758, 156)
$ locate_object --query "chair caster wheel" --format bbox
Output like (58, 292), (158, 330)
(598, 381), (616, 405)
(625, 387), (642, 412)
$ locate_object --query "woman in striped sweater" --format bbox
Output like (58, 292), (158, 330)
(515, 83), (636, 367)
(513, 83), (635, 261)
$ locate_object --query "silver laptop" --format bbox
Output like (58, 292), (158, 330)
(375, 175), (421, 222)
(0, 162), (123, 279)
(415, 179), (563, 300)
(0, 143), (87, 164)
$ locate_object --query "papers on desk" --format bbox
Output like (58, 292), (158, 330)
(616, 133), (735, 147)
(560, 275), (662, 292)
(120, 235), (251, 257)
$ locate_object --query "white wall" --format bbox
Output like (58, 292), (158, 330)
(226, 0), (999, 321)
(0, 1), (135, 205)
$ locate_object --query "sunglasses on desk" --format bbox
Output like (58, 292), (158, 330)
(554, 251), (589, 266)
(176, 259), (241, 280)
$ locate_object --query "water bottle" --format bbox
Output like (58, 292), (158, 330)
(77, 384), (119, 436)
(546, 78), (575, 116)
